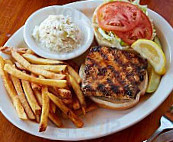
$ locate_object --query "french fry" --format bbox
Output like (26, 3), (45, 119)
(0, 57), (27, 119)
(26, 49), (35, 54)
(67, 75), (86, 115)
(4, 64), (67, 88)
(15, 62), (66, 73)
(15, 62), (26, 70)
(11, 51), (66, 80)
(29, 65), (66, 80)
(4, 59), (13, 64)
(48, 87), (73, 104)
(35, 115), (40, 123)
(0, 46), (28, 55)
(11, 75), (35, 120)
(72, 98), (81, 110)
(61, 112), (68, 119)
(48, 112), (63, 127)
(34, 88), (63, 127)
(75, 103), (98, 116)
(13, 96), (28, 119)
(47, 91), (84, 128)
(23, 53), (63, 65)
(31, 82), (41, 90)
(33, 90), (42, 106)
(62, 98), (73, 105)
(11, 50), (30, 67)
(67, 65), (81, 84)
(50, 87), (72, 99)
(21, 79), (41, 115)
(58, 88), (72, 99)
(39, 84), (50, 132)
(50, 101), (56, 113)
(30, 74), (41, 90)
(32, 65), (67, 73)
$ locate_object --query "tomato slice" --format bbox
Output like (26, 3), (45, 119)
(96, 1), (142, 32)
(114, 12), (153, 45)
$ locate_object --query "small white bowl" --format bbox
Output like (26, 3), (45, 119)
(24, 5), (94, 60)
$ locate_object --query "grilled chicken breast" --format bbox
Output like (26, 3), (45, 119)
(81, 46), (148, 101)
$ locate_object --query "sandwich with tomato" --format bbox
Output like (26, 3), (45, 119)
(92, 0), (155, 49)
(79, 0), (160, 110)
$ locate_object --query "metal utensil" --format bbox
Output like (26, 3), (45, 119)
(144, 116), (173, 142)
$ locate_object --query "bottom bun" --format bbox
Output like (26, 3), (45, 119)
(80, 64), (148, 110)
(89, 95), (140, 110)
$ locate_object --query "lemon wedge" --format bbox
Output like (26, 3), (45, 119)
(131, 39), (166, 75)
(146, 64), (161, 93)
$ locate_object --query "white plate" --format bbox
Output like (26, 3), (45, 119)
(24, 6), (94, 60)
(1, 0), (173, 141)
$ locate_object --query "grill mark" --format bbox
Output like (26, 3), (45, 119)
(98, 67), (107, 76)
(106, 50), (133, 89)
(84, 55), (108, 97)
(107, 78), (121, 94)
(112, 50), (147, 86)
(123, 50), (148, 70)
(97, 84), (110, 96)
(87, 48), (125, 97)
(104, 48), (146, 98)
(83, 46), (147, 99)
(102, 47), (138, 98)
(123, 52), (147, 85)
(107, 65), (136, 98)
(101, 48), (129, 90)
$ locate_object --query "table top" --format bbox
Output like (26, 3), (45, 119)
(0, 0), (173, 142)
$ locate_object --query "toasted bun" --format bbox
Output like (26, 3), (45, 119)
(79, 64), (148, 110)
(92, 5), (128, 50)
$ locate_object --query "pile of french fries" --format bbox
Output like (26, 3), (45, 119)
(0, 46), (98, 132)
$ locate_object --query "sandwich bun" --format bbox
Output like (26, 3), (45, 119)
(79, 64), (148, 110)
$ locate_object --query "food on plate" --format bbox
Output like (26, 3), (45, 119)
(92, 0), (155, 49)
(21, 79), (41, 116)
(47, 91), (84, 128)
(15, 61), (67, 73)
(32, 15), (81, 53)
(154, 36), (162, 49)
(0, 46), (28, 55)
(22, 53), (63, 64)
(34, 88), (63, 128)
(131, 39), (166, 75)
(32, 65), (67, 73)
(11, 51), (66, 80)
(52, 87), (72, 99)
(48, 112), (63, 128)
(4, 64), (67, 88)
(67, 75), (86, 114)
(72, 98), (81, 110)
(11, 75), (36, 120)
(0, 47), (97, 131)
(146, 64), (161, 93)
(34, 89), (42, 106)
(39, 78), (50, 132)
(67, 65), (82, 84)
(80, 46), (148, 109)
(145, 37), (163, 93)
(30, 73), (42, 90)
(50, 101), (56, 113)
(75, 102), (98, 116)
(0, 57), (27, 119)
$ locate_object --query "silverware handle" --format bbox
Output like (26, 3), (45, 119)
(146, 127), (163, 142)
